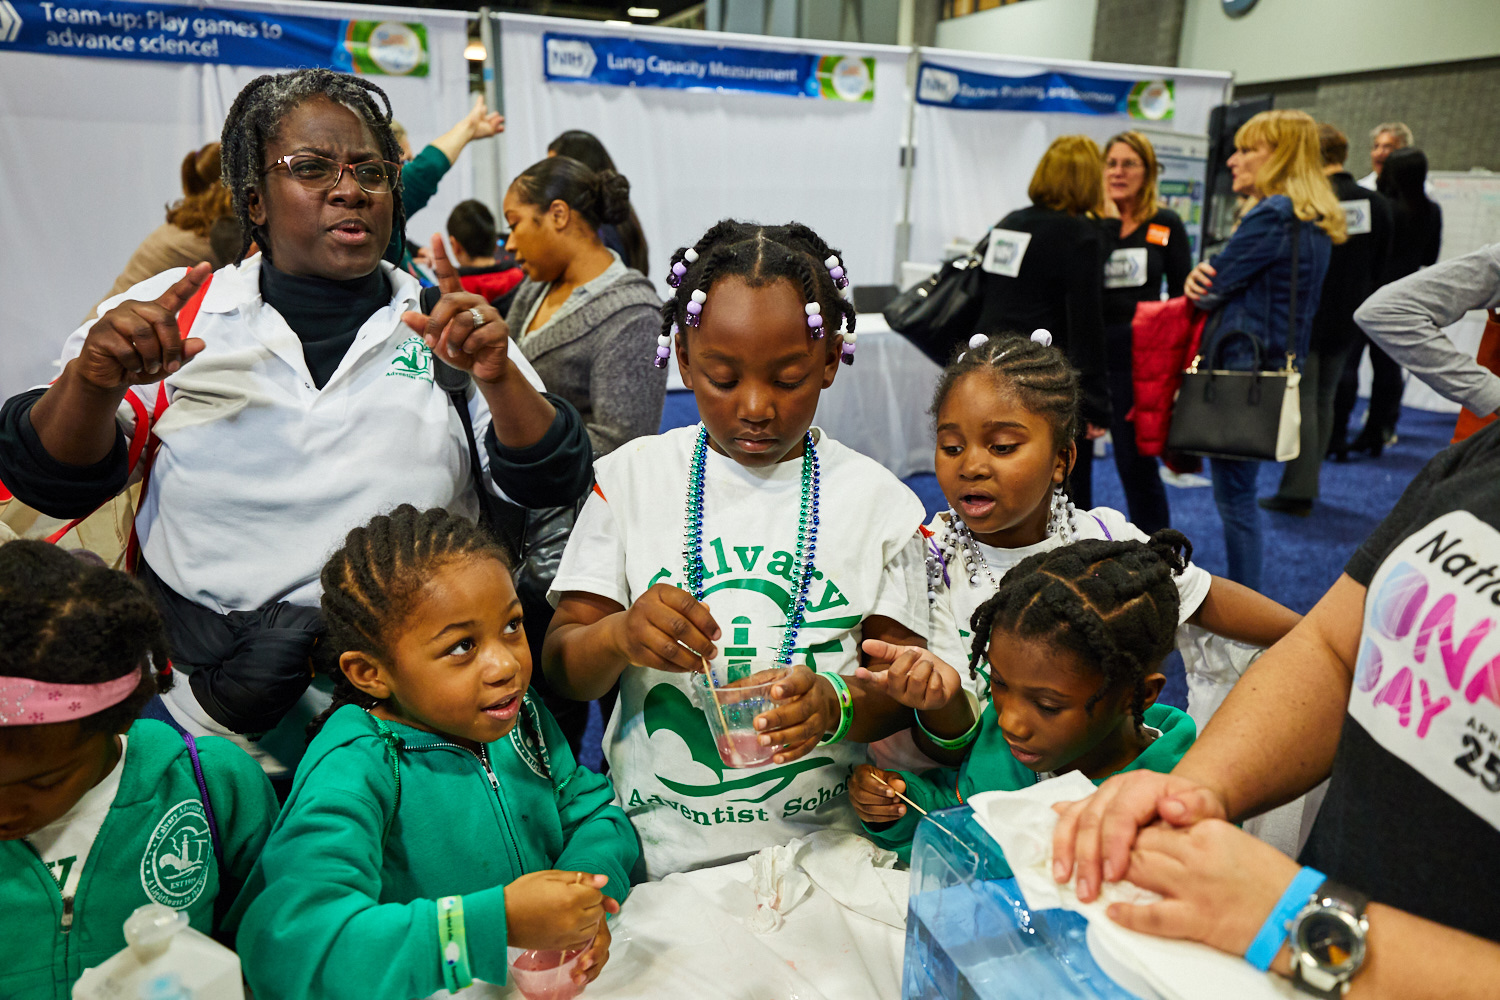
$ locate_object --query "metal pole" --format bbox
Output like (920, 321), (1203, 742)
(893, 43), (920, 284)
(479, 7), (506, 212)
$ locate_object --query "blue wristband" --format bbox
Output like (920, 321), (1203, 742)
(1244, 866), (1325, 972)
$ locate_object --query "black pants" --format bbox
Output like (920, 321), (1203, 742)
(1333, 334), (1406, 447)
(1071, 324), (1171, 532)
(1274, 341), (1357, 502)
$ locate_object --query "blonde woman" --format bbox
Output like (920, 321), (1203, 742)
(1093, 130), (1194, 533)
(1185, 109), (1345, 590)
(973, 135), (1111, 504)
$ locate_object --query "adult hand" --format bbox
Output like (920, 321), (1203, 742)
(1184, 261), (1216, 302)
(849, 764), (909, 824)
(400, 234), (511, 383)
(753, 665), (836, 764)
(612, 583), (720, 672)
(1107, 820), (1301, 959)
(854, 639), (961, 712)
(73, 262), (212, 390)
(463, 94), (505, 141)
(573, 915), (611, 986)
(504, 871), (618, 951)
(1051, 769), (1229, 902)
(1085, 423), (1109, 440)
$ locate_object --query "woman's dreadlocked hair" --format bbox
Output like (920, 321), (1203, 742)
(308, 505), (520, 742)
(968, 530), (1191, 732)
(660, 220), (855, 349)
(931, 333), (1081, 448)
(219, 69), (406, 266)
(0, 541), (171, 735)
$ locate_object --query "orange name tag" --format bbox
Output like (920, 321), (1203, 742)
(1146, 224), (1171, 246)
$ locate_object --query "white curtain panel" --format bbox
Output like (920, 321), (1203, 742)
(497, 13), (911, 292)
(0, 0), (472, 400)
(907, 47), (1231, 264)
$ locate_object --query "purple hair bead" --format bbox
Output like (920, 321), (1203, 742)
(840, 342), (855, 366)
(667, 261), (687, 288)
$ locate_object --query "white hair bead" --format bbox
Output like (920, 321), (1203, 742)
(657, 334), (671, 347)
(684, 248), (699, 263)
(1031, 329), (1053, 347)
(968, 333), (989, 350)
(825, 255), (840, 269)
(805, 302), (821, 316)
(691, 289), (707, 304)
(844, 331), (857, 344)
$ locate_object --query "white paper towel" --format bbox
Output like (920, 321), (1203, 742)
(967, 774), (1297, 1000)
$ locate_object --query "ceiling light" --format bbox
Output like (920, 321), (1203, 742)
(605, 19), (631, 26)
(464, 40), (486, 61)
(627, 7), (660, 16)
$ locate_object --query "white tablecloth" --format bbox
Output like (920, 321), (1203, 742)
(452, 833), (909, 1000)
(667, 315), (942, 479)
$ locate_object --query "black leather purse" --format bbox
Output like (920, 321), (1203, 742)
(883, 235), (989, 365)
(1166, 220), (1303, 462)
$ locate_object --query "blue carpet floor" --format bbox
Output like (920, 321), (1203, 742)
(578, 391), (1449, 767)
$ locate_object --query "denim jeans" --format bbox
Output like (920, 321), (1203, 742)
(1211, 457), (1263, 590)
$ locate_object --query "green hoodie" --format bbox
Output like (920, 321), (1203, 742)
(866, 702), (1195, 862)
(1, 719), (278, 1000)
(236, 697), (638, 1000)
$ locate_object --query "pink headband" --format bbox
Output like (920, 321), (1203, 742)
(0, 667), (143, 726)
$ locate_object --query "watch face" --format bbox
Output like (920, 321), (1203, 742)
(1296, 910), (1365, 973)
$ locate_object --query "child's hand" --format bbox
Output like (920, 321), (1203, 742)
(854, 639), (961, 712)
(613, 583), (720, 672)
(753, 665), (837, 764)
(573, 914), (612, 987)
(850, 764), (909, 825)
(504, 871), (619, 951)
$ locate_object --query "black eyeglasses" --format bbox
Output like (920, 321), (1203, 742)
(263, 154), (402, 194)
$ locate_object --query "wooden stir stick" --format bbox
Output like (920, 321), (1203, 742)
(697, 652), (732, 736)
(873, 772), (980, 864)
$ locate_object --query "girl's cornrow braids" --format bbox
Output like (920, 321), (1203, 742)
(308, 505), (510, 739)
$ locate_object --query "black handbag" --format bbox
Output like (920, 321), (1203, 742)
(1166, 221), (1303, 463)
(883, 235), (989, 365)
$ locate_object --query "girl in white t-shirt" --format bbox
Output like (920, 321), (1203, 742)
(865, 332), (1302, 771)
(544, 221), (966, 880)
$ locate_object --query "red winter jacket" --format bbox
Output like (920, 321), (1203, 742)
(1130, 297), (1206, 458)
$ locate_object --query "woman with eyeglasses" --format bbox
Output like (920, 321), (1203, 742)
(1088, 130), (1194, 534)
(0, 70), (592, 787)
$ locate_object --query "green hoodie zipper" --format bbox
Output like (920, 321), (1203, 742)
(399, 737), (527, 877)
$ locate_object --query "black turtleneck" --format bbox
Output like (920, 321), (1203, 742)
(259, 260), (390, 388)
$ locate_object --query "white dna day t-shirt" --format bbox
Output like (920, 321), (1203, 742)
(552, 426), (929, 879)
(25, 736), (128, 899)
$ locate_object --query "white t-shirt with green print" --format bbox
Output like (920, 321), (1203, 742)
(551, 425), (929, 879)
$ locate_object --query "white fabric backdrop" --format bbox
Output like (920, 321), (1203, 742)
(0, 0), (473, 401)
(497, 13), (910, 290)
(907, 48), (1231, 264)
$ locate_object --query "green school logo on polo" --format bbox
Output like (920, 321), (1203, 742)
(140, 800), (213, 907)
(386, 335), (434, 382)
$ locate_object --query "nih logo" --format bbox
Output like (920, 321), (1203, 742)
(546, 38), (597, 79)
(0, 1), (23, 44)
(918, 66), (959, 105)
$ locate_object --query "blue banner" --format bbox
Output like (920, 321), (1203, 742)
(917, 61), (1173, 120)
(0, 0), (431, 75)
(543, 32), (875, 101)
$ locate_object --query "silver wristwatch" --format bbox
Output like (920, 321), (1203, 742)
(1288, 879), (1370, 997)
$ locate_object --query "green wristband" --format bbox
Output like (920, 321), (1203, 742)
(819, 672), (854, 746)
(916, 702), (980, 750)
(437, 895), (473, 992)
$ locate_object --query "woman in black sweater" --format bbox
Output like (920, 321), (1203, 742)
(973, 135), (1111, 506)
(1095, 130), (1193, 533)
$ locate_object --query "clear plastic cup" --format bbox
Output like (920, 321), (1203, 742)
(692, 663), (788, 769)
(506, 942), (589, 1000)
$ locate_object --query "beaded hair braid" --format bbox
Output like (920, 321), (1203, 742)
(220, 69), (406, 267)
(309, 505), (545, 772)
(655, 220), (857, 367)
(967, 530), (1191, 732)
